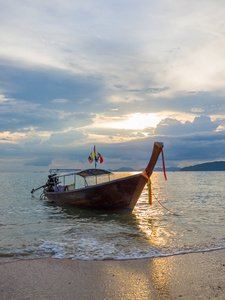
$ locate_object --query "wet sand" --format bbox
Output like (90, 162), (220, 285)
(1, 249), (225, 299)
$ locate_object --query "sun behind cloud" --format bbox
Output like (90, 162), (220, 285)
(98, 113), (163, 130)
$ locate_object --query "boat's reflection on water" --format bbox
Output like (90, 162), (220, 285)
(44, 200), (139, 225)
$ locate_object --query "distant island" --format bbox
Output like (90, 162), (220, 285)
(180, 161), (225, 171)
(111, 166), (180, 172)
(112, 161), (225, 172)
(113, 167), (136, 172)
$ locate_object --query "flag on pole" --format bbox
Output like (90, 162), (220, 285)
(97, 152), (103, 164)
(88, 154), (93, 163)
(88, 146), (103, 165)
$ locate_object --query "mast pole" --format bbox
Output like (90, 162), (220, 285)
(94, 145), (97, 169)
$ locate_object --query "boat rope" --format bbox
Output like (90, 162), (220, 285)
(155, 143), (167, 180)
(152, 192), (180, 216)
(161, 148), (167, 181)
(141, 144), (167, 206)
(141, 170), (152, 205)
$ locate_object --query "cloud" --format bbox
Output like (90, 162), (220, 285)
(44, 129), (88, 146)
(162, 131), (225, 165)
(52, 98), (68, 104)
(155, 115), (219, 135)
(1, 0), (225, 98)
(0, 99), (94, 133)
(24, 157), (52, 167)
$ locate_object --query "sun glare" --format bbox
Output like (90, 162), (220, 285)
(103, 113), (163, 130)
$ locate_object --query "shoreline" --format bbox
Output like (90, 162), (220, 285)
(1, 249), (225, 299)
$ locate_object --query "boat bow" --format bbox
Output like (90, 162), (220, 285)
(127, 141), (164, 210)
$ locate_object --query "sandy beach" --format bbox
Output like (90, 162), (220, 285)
(1, 249), (225, 299)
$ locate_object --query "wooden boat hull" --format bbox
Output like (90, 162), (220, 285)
(44, 174), (146, 211)
(43, 142), (164, 211)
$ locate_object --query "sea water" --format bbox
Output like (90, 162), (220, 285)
(0, 172), (225, 261)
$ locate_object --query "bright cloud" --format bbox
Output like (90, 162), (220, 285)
(96, 113), (163, 130)
(52, 98), (69, 104)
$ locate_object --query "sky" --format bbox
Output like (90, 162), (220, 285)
(0, 0), (225, 172)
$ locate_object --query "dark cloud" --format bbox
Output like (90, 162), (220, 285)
(155, 115), (219, 135)
(0, 98), (94, 132)
(114, 85), (169, 95)
(128, 92), (225, 117)
(24, 157), (52, 166)
(162, 131), (225, 162)
(0, 64), (104, 109)
(1, 125), (225, 171)
(44, 129), (88, 146)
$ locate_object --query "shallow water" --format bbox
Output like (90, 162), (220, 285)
(0, 171), (225, 261)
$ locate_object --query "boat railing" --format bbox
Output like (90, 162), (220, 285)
(49, 168), (81, 174)
(50, 169), (113, 192)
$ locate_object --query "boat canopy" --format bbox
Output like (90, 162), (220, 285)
(51, 168), (112, 178)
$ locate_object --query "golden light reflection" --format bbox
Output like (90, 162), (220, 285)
(133, 172), (172, 248)
(107, 172), (175, 299)
(149, 256), (175, 298)
(101, 258), (174, 299)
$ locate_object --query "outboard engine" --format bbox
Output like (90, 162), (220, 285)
(31, 173), (60, 194)
(45, 174), (59, 192)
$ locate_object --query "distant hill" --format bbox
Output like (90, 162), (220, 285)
(154, 167), (180, 172)
(111, 166), (180, 172)
(180, 161), (225, 171)
(113, 167), (136, 172)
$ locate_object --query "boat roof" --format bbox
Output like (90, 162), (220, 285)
(51, 168), (112, 178)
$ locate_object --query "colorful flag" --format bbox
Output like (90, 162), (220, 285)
(97, 152), (103, 164)
(88, 154), (93, 164)
(88, 146), (103, 166)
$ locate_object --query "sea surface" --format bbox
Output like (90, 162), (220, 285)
(0, 171), (225, 262)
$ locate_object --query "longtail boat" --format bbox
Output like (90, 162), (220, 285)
(31, 142), (165, 212)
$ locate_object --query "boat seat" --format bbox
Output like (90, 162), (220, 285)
(54, 186), (66, 192)
(67, 184), (75, 191)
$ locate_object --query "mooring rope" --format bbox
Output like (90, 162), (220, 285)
(152, 192), (180, 216)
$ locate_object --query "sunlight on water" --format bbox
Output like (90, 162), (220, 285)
(0, 171), (225, 261)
